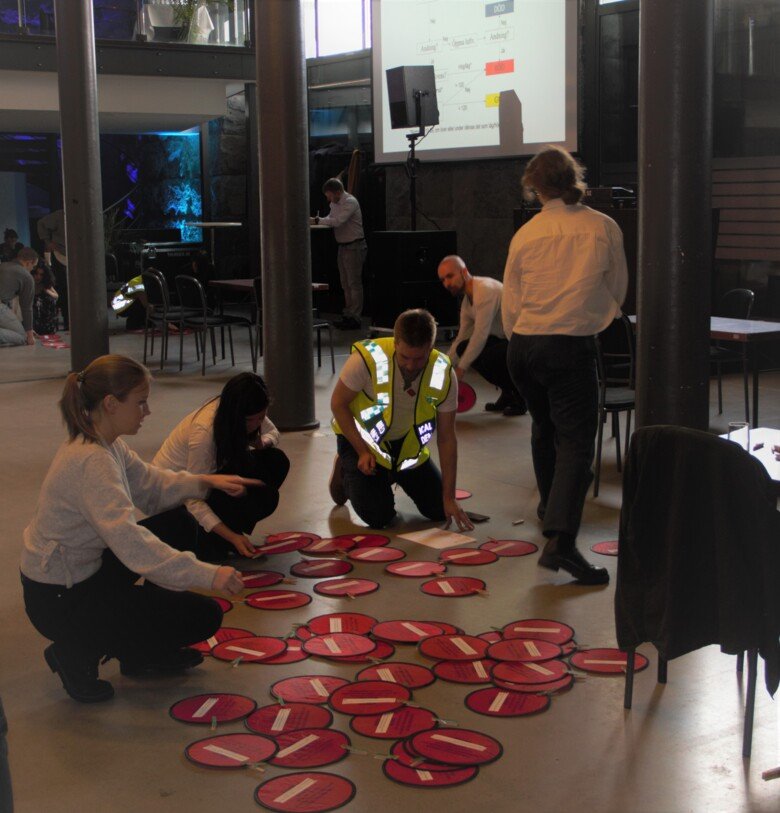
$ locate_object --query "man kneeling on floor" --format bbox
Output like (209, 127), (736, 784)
(329, 308), (474, 532)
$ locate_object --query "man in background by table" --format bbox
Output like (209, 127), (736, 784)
(311, 178), (367, 331)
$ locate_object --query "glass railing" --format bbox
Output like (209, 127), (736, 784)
(0, 0), (251, 47)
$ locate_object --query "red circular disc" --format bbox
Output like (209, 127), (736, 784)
(487, 639), (563, 663)
(307, 613), (377, 636)
(465, 688), (550, 718)
(170, 693), (257, 725)
(246, 703), (333, 736)
(410, 728), (503, 766)
(384, 759), (478, 788)
(329, 680), (410, 716)
(302, 633), (377, 659)
(386, 560), (447, 578)
(429, 621), (464, 635)
(212, 596), (233, 614)
(255, 771), (356, 813)
(420, 577), (486, 597)
(262, 638), (311, 665)
(591, 540), (619, 556)
(479, 540), (538, 557)
(501, 619), (575, 646)
(454, 488), (472, 500)
(371, 620), (447, 644)
(492, 673), (574, 695)
(356, 662), (436, 689)
(389, 740), (456, 772)
(347, 546), (406, 563)
(477, 631), (502, 644)
(185, 732), (277, 769)
(192, 627), (255, 655)
(569, 648), (649, 674)
(246, 590), (312, 610)
(272, 676), (350, 705)
(419, 634), (489, 662)
(457, 382), (477, 414)
(303, 537), (356, 556)
(256, 533), (318, 554)
(269, 728), (351, 769)
(240, 570), (286, 589)
(491, 658), (569, 685)
(349, 706), (438, 740)
(212, 636), (287, 663)
(313, 578), (379, 597)
(316, 641), (396, 665)
(433, 659), (496, 685)
(332, 533), (390, 548)
(439, 548), (498, 566)
(290, 560), (353, 579)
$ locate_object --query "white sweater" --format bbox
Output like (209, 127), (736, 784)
(21, 438), (219, 591)
(447, 276), (506, 372)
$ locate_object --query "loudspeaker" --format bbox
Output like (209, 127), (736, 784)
(386, 66), (439, 130)
(368, 230), (458, 328)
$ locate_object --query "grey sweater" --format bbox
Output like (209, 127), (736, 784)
(0, 261), (34, 331)
(21, 438), (219, 590)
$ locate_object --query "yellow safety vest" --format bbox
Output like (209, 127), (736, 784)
(333, 337), (453, 471)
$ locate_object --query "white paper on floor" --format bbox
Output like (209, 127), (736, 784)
(397, 527), (477, 549)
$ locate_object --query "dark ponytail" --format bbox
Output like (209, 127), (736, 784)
(521, 145), (586, 205)
(212, 373), (270, 470)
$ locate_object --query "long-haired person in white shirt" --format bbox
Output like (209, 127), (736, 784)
(502, 146), (628, 586)
(142, 373), (290, 561)
(20, 355), (253, 703)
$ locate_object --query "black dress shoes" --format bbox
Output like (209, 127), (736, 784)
(45, 644), (115, 703)
(333, 317), (361, 330)
(538, 537), (609, 585)
(485, 392), (527, 416)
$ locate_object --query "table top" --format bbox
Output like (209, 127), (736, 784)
(209, 278), (329, 293)
(185, 222), (243, 228)
(628, 314), (780, 342)
(719, 427), (780, 483)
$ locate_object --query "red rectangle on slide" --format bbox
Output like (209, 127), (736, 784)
(485, 59), (514, 76)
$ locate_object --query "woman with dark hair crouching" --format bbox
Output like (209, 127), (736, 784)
(20, 355), (253, 703)
(141, 372), (290, 562)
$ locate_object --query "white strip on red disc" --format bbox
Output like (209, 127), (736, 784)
(491, 658), (569, 685)
(569, 648), (649, 674)
(185, 732), (277, 768)
(438, 548), (498, 566)
(385, 560), (447, 578)
(240, 570), (286, 589)
(329, 680), (410, 716)
(212, 596), (233, 614)
(246, 703), (333, 735)
(302, 633), (376, 659)
(420, 577), (486, 597)
(332, 533), (390, 548)
(501, 618), (575, 645)
(307, 613), (377, 635)
(465, 688), (550, 718)
(356, 662), (436, 689)
(418, 634), (489, 662)
(477, 631), (503, 644)
(313, 578), (378, 597)
(487, 638), (563, 663)
(192, 627), (255, 654)
(256, 533), (318, 554)
(212, 636), (287, 663)
(492, 673), (574, 695)
(371, 620), (447, 644)
(269, 728), (351, 769)
(255, 771), (356, 813)
(454, 488), (472, 500)
(347, 546), (405, 563)
(246, 590), (312, 610)
(290, 560), (353, 579)
(390, 740), (456, 772)
(591, 540), (619, 556)
(272, 676), (350, 705)
(303, 537), (356, 556)
(432, 659), (496, 685)
(479, 540), (538, 557)
(410, 729), (503, 766)
(383, 759), (478, 788)
(170, 693), (256, 725)
(349, 706), (438, 740)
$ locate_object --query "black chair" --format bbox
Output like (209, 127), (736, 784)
(141, 270), (174, 370)
(616, 426), (780, 758)
(175, 274), (255, 375)
(593, 314), (635, 497)
(711, 287), (754, 422)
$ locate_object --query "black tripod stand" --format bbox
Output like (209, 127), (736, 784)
(405, 90), (429, 231)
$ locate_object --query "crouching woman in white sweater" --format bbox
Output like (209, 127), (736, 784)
(20, 355), (258, 703)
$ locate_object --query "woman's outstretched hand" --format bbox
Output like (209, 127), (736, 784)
(204, 474), (264, 498)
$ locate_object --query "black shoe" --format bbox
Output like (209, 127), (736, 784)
(44, 644), (114, 703)
(502, 402), (527, 416)
(538, 538), (609, 585)
(329, 455), (348, 506)
(333, 317), (361, 330)
(120, 647), (204, 677)
(485, 393), (512, 412)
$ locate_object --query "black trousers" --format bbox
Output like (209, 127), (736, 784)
(21, 550), (222, 664)
(140, 446), (290, 560)
(51, 254), (68, 330)
(507, 334), (598, 538)
(336, 435), (445, 529)
(456, 335), (522, 402)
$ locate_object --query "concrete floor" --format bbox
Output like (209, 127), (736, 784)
(1, 324), (779, 813)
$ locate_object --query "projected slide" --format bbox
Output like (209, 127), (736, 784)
(372, 0), (577, 163)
